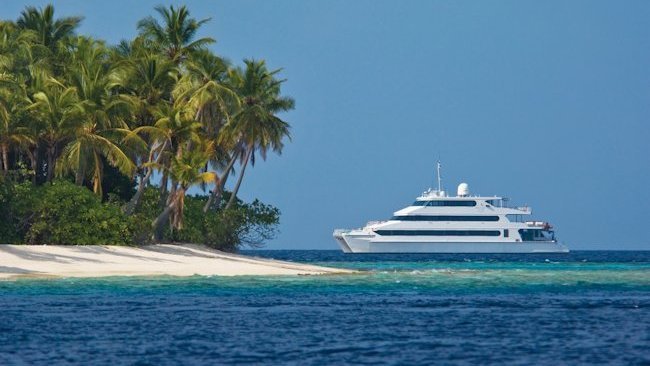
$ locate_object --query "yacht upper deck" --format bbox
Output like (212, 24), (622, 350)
(409, 187), (531, 214)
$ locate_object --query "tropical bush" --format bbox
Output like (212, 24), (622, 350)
(176, 197), (280, 251)
(131, 187), (280, 251)
(0, 176), (19, 242)
(24, 180), (132, 245)
(0, 180), (280, 250)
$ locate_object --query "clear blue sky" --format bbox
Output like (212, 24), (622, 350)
(3, 1), (649, 250)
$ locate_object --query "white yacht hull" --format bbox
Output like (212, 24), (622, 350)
(334, 231), (569, 254)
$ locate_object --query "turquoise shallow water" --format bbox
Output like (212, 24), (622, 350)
(0, 250), (649, 365)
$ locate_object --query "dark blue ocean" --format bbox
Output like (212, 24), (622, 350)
(1, 251), (649, 365)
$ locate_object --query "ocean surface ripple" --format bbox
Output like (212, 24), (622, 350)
(0, 250), (648, 365)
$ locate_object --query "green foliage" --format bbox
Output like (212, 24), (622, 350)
(0, 5), (291, 250)
(1, 177), (279, 249)
(11, 180), (44, 241)
(99, 162), (136, 202)
(203, 200), (280, 252)
(133, 188), (279, 251)
(130, 186), (170, 244)
(0, 176), (19, 242)
(25, 180), (133, 245)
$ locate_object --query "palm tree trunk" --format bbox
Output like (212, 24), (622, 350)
(203, 152), (238, 212)
(225, 144), (253, 210)
(46, 146), (55, 182)
(159, 169), (169, 207)
(203, 178), (221, 213)
(1, 144), (9, 173)
(124, 141), (167, 215)
(91, 153), (104, 197)
(152, 186), (184, 242)
(124, 169), (149, 215)
(152, 203), (174, 242)
(75, 169), (84, 185)
(27, 149), (37, 183)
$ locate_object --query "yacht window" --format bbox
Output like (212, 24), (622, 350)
(391, 215), (499, 222)
(504, 229), (509, 238)
(425, 200), (477, 207)
(518, 229), (551, 241)
(412, 201), (428, 206)
(375, 230), (501, 236)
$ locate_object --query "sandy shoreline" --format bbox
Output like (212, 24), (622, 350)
(0, 244), (354, 279)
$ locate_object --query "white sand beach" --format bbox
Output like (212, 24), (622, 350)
(0, 244), (353, 279)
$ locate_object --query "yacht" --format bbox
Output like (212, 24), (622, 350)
(333, 163), (569, 253)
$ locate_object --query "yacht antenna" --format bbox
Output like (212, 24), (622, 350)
(436, 160), (442, 192)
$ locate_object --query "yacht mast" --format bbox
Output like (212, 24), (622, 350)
(436, 161), (442, 192)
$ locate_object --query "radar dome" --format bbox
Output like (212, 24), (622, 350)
(457, 183), (470, 197)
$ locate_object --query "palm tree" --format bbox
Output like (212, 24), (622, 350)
(112, 43), (179, 212)
(122, 100), (201, 215)
(16, 4), (82, 52)
(150, 141), (216, 240)
(0, 22), (36, 173)
(137, 5), (214, 65)
(28, 78), (83, 181)
(201, 139), (240, 212)
(12, 5), (85, 182)
(113, 47), (177, 117)
(221, 59), (294, 210)
(56, 122), (135, 196)
(0, 21), (39, 76)
(171, 49), (242, 212)
(175, 50), (238, 133)
(137, 4), (217, 208)
(0, 89), (34, 173)
(54, 36), (135, 195)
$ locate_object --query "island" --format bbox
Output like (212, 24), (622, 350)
(0, 5), (302, 260)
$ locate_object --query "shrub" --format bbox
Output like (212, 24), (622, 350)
(202, 199), (280, 252)
(0, 176), (19, 243)
(25, 180), (133, 245)
(1, 178), (279, 249)
(133, 188), (280, 251)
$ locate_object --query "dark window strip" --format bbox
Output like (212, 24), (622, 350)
(392, 215), (499, 222)
(411, 200), (477, 207)
(375, 230), (501, 237)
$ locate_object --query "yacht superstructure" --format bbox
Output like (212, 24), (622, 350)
(333, 163), (568, 253)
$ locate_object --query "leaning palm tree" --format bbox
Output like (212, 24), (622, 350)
(123, 100), (201, 215)
(201, 137), (241, 212)
(174, 49), (238, 134)
(221, 59), (294, 210)
(150, 141), (216, 240)
(136, 5), (214, 65)
(112, 44), (178, 210)
(172, 49), (241, 212)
